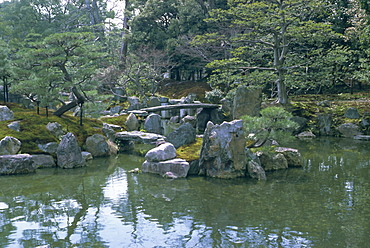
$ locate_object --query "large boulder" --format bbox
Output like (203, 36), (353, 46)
(37, 142), (59, 154)
(166, 122), (196, 148)
(31, 155), (56, 168)
(196, 109), (210, 133)
(337, 123), (362, 138)
(145, 142), (177, 162)
(275, 147), (303, 167)
(0, 105), (14, 121)
(0, 154), (36, 175)
(246, 148), (266, 180)
(344, 107), (360, 119)
(199, 120), (247, 178)
(257, 151), (288, 171)
(125, 113), (140, 131)
(7, 121), (20, 132)
(127, 96), (142, 111)
(56, 132), (85, 168)
(85, 134), (111, 157)
(0, 136), (21, 155)
(46, 122), (66, 140)
(142, 158), (189, 178)
(144, 113), (163, 134)
(233, 86), (262, 119)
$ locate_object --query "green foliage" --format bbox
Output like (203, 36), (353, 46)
(11, 32), (105, 108)
(242, 107), (299, 146)
(205, 88), (225, 103)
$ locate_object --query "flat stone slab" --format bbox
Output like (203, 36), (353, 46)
(115, 131), (166, 144)
(141, 103), (219, 112)
(354, 135), (370, 140)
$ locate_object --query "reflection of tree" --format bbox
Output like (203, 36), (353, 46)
(0, 158), (115, 247)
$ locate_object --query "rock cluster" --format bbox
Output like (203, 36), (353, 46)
(142, 142), (189, 178)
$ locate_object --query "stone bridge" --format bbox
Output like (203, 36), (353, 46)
(140, 103), (220, 113)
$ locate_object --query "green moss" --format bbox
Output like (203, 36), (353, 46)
(176, 137), (203, 162)
(0, 103), (104, 154)
(100, 114), (128, 129)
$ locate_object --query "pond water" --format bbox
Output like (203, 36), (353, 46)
(0, 137), (370, 247)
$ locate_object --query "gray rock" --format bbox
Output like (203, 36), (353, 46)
(0, 136), (21, 155)
(181, 115), (196, 128)
(170, 116), (180, 123)
(210, 108), (225, 125)
(125, 113), (140, 131)
(0, 105), (14, 121)
(31, 155), (56, 168)
(46, 122), (66, 139)
(56, 132), (85, 168)
(7, 121), (20, 132)
(233, 86), (262, 119)
(275, 147), (303, 167)
(144, 113), (163, 134)
(82, 151), (93, 161)
(0, 154), (36, 175)
(115, 131), (166, 144)
(196, 109), (210, 133)
(142, 158), (190, 178)
(290, 116), (308, 134)
(361, 113), (370, 128)
(38, 142), (59, 154)
(297, 131), (316, 139)
(188, 159), (200, 175)
(102, 123), (116, 142)
(247, 161), (266, 180)
(220, 98), (233, 114)
(145, 142), (177, 162)
(148, 97), (161, 107)
(316, 114), (332, 135)
(317, 100), (331, 107)
(160, 97), (169, 103)
(257, 151), (288, 171)
(85, 134), (111, 157)
(337, 123), (362, 138)
(344, 107), (360, 119)
(110, 105), (122, 115)
(199, 120), (247, 178)
(127, 96), (141, 111)
(166, 123), (196, 148)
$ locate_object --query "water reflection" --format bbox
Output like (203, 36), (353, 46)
(0, 137), (369, 247)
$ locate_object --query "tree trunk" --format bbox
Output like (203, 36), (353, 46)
(120, 0), (129, 60)
(53, 100), (78, 117)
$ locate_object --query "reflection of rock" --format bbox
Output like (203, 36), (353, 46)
(0, 154), (36, 175)
(199, 120), (247, 178)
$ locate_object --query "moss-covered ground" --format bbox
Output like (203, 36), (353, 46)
(0, 102), (128, 154)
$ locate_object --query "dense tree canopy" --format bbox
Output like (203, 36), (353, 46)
(0, 0), (369, 109)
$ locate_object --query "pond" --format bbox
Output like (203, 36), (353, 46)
(0, 137), (369, 247)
